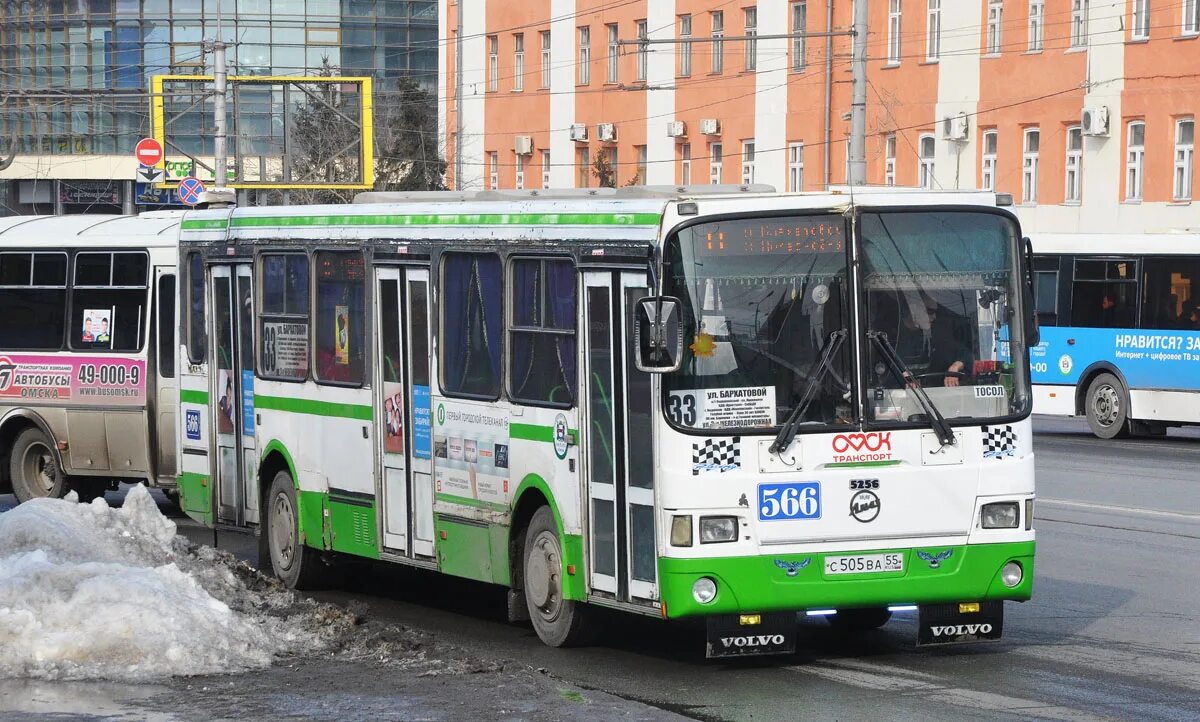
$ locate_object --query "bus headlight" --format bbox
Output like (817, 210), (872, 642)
(699, 516), (738, 544)
(981, 502), (1020, 529)
(692, 577), (718, 604)
(1001, 562), (1023, 587)
(670, 515), (693, 547)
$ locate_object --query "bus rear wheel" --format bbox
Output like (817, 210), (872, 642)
(266, 470), (329, 590)
(1085, 373), (1129, 439)
(10, 428), (68, 503)
(523, 506), (590, 647)
(828, 607), (892, 632)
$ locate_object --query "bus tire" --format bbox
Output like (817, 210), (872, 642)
(1085, 373), (1129, 439)
(266, 470), (328, 590)
(828, 607), (892, 632)
(523, 506), (590, 647)
(9, 427), (68, 503)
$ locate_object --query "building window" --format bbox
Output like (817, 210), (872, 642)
(1071, 0), (1088, 47)
(606, 24), (619, 82)
(926, 0), (941, 60)
(710, 142), (723, 184)
(1175, 119), (1194, 201)
(313, 252), (365, 386)
(1126, 121), (1144, 201)
(514, 33), (525, 91)
(0, 252), (67, 351)
(885, 134), (897, 186)
(440, 253), (503, 399)
(540, 31), (551, 88)
(542, 150), (552, 188)
(919, 134), (935, 189)
(679, 15), (692, 77)
(1029, 0), (1044, 51)
(635, 145), (648, 185)
(888, 0), (902, 64)
(488, 152), (498, 189)
(577, 147), (590, 188)
(636, 20), (648, 81)
(792, 2), (807, 71)
(741, 140), (756, 184)
(487, 35), (498, 92)
(1065, 126), (1083, 203)
(681, 143), (692, 184)
(508, 258), (577, 407)
(515, 154), (526, 190)
(258, 253), (309, 381)
(601, 148), (618, 188)
(744, 8), (757, 71)
(987, 0), (1003, 54)
(1023, 128), (1040, 204)
(982, 130), (998, 191)
(1132, 0), (1149, 39)
(1185, 0), (1200, 35)
(578, 26), (590, 85)
(711, 11), (725, 73)
(788, 142), (804, 192)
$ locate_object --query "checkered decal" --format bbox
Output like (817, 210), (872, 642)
(982, 425), (1017, 460)
(692, 437), (741, 475)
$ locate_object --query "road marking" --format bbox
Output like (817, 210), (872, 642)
(1039, 498), (1200, 520)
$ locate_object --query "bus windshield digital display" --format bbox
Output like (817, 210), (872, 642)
(692, 215), (846, 258)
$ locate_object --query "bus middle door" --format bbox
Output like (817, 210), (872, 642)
(210, 264), (258, 526)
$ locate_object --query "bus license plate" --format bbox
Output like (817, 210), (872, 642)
(824, 553), (904, 575)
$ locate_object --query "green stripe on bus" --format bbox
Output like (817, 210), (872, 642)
(181, 219), (230, 231)
(254, 394), (372, 421)
(227, 212), (662, 229)
(435, 492), (508, 512)
(509, 423), (580, 443)
(179, 389), (209, 405)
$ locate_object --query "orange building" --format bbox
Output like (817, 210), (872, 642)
(442, 1), (1200, 234)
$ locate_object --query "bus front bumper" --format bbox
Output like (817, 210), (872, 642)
(658, 541), (1034, 619)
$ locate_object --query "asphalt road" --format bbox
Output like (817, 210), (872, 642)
(4, 416), (1199, 720)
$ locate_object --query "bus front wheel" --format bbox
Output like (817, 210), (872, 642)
(523, 506), (590, 647)
(1085, 373), (1130, 439)
(266, 471), (328, 590)
(10, 427), (68, 503)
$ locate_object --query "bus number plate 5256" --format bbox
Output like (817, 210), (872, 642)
(758, 482), (822, 521)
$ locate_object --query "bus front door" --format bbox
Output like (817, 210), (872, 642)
(210, 264), (258, 526)
(374, 266), (435, 559)
(583, 271), (658, 604)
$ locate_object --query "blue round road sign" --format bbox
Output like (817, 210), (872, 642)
(177, 177), (206, 206)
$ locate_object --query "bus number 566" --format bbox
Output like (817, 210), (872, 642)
(758, 482), (822, 521)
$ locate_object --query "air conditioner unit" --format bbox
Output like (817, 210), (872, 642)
(569, 123), (588, 142)
(666, 121), (687, 138)
(597, 123), (617, 142)
(513, 135), (533, 155)
(700, 118), (721, 136)
(1082, 105), (1109, 136)
(942, 113), (969, 141)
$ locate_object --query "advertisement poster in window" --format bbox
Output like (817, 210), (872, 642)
(262, 322), (308, 378)
(216, 369), (236, 433)
(82, 309), (112, 346)
(412, 384), (432, 459)
(383, 381), (405, 454)
(0, 354), (146, 405)
(433, 399), (510, 505)
(334, 305), (350, 365)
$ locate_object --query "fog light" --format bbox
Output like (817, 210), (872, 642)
(699, 516), (737, 544)
(1001, 561), (1023, 588)
(981, 501), (1020, 529)
(670, 515), (693, 547)
(692, 577), (718, 604)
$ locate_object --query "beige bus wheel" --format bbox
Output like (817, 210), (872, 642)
(10, 428), (68, 503)
(523, 506), (590, 647)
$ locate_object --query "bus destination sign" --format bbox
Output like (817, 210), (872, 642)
(695, 216), (846, 258)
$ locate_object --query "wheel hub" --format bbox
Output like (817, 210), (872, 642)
(271, 492), (296, 570)
(21, 442), (57, 495)
(526, 531), (561, 619)
(1092, 384), (1120, 426)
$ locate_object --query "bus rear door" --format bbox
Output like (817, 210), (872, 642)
(209, 264), (258, 526)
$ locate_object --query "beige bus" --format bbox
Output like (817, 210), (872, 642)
(0, 212), (180, 503)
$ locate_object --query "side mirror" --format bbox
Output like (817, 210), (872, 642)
(633, 296), (684, 373)
(1022, 236), (1041, 348)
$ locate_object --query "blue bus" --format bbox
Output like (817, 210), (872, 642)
(1030, 233), (1200, 438)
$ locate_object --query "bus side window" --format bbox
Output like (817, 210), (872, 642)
(313, 251), (365, 386)
(440, 252), (503, 399)
(508, 257), (577, 407)
(158, 274), (176, 378)
(1032, 255), (1059, 327)
(1069, 258), (1138, 329)
(0, 252), (67, 350)
(70, 251), (149, 352)
(1141, 256), (1200, 330)
(186, 252), (207, 363)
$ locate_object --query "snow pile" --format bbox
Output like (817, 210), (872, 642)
(0, 485), (356, 681)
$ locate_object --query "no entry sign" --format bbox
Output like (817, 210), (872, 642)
(134, 137), (164, 167)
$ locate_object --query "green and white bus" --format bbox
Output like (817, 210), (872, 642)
(176, 186), (1038, 656)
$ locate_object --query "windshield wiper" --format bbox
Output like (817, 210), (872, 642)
(867, 331), (956, 447)
(770, 329), (847, 455)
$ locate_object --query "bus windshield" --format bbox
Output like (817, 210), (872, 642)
(861, 209), (1030, 425)
(663, 214), (852, 432)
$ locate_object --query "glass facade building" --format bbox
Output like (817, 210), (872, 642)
(0, 0), (437, 212)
